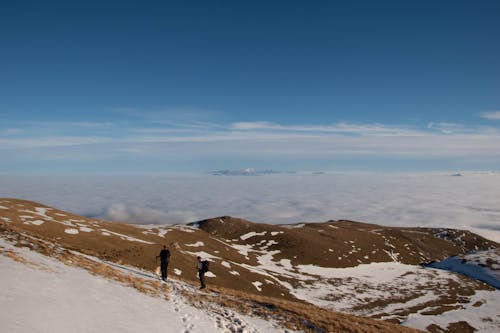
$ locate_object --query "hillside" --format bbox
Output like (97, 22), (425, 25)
(0, 233), (309, 333)
(1, 198), (498, 333)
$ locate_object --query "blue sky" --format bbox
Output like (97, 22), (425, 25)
(1, 1), (500, 172)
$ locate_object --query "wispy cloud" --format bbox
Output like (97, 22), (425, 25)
(0, 128), (23, 136)
(9, 121), (117, 129)
(426, 122), (471, 134)
(0, 136), (118, 148)
(110, 106), (223, 126)
(231, 121), (427, 136)
(480, 111), (500, 121)
(231, 120), (499, 137)
(231, 121), (279, 130)
(64, 121), (116, 129)
(1, 119), (500, 169)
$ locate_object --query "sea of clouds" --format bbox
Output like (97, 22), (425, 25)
(1, 172), (499, 242)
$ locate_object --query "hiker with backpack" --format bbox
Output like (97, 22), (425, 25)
(156, 245), (171, 281)
(196, 256), (209, 289)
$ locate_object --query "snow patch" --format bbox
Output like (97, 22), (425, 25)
(252, 281), (263, 291)
(137, 225), (171, 238)
(205, 271), (216, 278)
(279, 259), (293, 270)
(185, 241), (204, 247)
(260, 240), (279, 249)
(171, 225), (197, 233)
(64, 228), (79, 235)
(229, 244), (253, 259)
(184, 251), (220, 260)
(240, 231), (267, 240)
(99, 229), (154, 244)
(281, 224), (304, 229)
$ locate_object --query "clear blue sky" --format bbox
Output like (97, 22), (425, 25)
(1, 1), (499, 172)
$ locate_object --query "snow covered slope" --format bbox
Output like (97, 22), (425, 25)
(1, 232), (427, 333)
(0, 237), (296, 333)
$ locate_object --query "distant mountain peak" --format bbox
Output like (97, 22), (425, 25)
(209, 169), (290, 176)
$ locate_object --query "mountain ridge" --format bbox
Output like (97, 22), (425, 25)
(1, 198), (498, 333)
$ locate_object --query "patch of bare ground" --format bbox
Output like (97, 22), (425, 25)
(472, 300), (485, 307)
(427, 321), (477, 333)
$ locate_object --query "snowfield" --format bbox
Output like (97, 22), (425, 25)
(207, 243), (500, 332)
(0, 238), (294, 333)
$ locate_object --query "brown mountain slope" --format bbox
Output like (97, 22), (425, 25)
(1, 198), (498, 333)
(193, 215), (495, 267)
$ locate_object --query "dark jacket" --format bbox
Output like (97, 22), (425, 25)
(159, 249), (171, 262)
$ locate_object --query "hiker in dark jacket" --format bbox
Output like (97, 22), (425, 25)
(197, 256), (206, 289)
(156, 245), (171, 281)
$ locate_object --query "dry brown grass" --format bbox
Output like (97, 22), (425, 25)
(58, 249), (170, 299)
(426, 321), (477, 333)
(4, 249), (33, 265)
(1, 243), (59, 273)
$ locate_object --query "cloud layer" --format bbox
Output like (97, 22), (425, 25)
(101, 203), (198, 225)
(1, 120), (500, 172)
(1, 172), (499, 242)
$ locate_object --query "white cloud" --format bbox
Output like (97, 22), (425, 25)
(231, 121), (427, 136)
(480, 111), (500, 121)
(0, 136), (118, 148)
(103, 203), (198, 225)
(0, 128), (23, 136)
(231, 121), (280, 130)
(427, 122), (465, 134)
(66, 121), (116, 128)
(1, 172), (499, 242)
(1, 121), (499, 165)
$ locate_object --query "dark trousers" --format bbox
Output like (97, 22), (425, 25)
(161, 261), (169, 280)
(198, 270), (206, 288)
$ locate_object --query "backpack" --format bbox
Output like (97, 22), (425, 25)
(201, 260), (210, 273)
